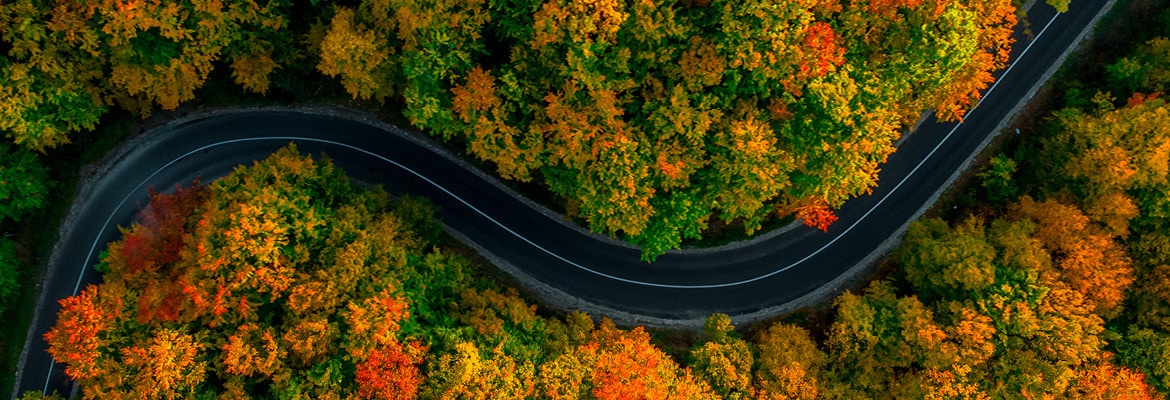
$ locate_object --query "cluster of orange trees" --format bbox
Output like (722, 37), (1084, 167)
(0, 0), (1020, 257)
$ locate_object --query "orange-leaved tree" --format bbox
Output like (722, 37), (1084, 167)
(539, 319), (716, 400)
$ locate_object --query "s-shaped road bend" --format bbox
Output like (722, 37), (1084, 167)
(15, 0), (1112, 397)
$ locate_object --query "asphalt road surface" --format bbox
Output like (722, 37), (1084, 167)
(14, 0), (1109, 396)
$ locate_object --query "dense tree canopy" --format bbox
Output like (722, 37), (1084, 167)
(1029, 95), (1170, 395)
(46, 147), (421, 397)
(0, 0), (1022, 257)
(404, 0), (1020, 258)
(881, 215), (1139, 398)
(32, 0), (1170, 398)
(0, 0), (294, 149)
(818, 28), (1170, 394)
(962, 19), (1170, 395)
(42, 147), (722, 399)
(41, 134), (1166, 399)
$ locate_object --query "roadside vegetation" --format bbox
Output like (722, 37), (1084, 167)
(7, 0), (1170, 398)
(0, 0), (1022, 258)
(34, 147), (726, 398)
(0, 0), (1025, 389)
(32, 82), (1170, 398)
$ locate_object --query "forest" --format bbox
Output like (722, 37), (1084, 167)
(0, 0), (1024, 258)
(31, 101), (1170, 397)
(6, 0), (1170, 398)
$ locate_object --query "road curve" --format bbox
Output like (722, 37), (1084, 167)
(14, 0), (1109, 396)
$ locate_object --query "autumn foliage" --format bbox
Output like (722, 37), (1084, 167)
(0, 0), (294, 149)
(839, 39), (1170, 395)
(355, 341), (426, 400)
(400, 0), (1021, 258)
(40, 133), (1170, 398)
(46, 147), (429, 398)
(43, 147), (710, 399)
(547, 322), (714, 399)
(44, 286), (112, 382)
(794, 199), (839, 232)
(36, 0), (1170, 397)
(0, 0), (1021, 258)
(1026, 75), (1170, 394)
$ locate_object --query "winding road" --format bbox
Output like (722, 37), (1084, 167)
(13, 0), (1111, 397)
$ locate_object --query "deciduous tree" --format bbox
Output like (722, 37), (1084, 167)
(1069, 360), (1159, 400)
(899, 218), (997, 302)
(689, 314), (753, 398)
(1011, 197), (1135, 318)
(539, 320), (715, 400)
(355, 340), (426, 400)
(753, 322), (825, 400)
(425, 342), (536, 400)
(44, 285), (115, 381)
(317, 7), (395, 101)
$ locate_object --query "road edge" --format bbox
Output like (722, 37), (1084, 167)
(9, 2), (1117, 396)
(722, 0), (1118, 329)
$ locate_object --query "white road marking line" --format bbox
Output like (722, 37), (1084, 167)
(42, 9), (1063, 394)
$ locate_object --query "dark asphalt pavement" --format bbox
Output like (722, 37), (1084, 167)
(14, 0), (1108, 396)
